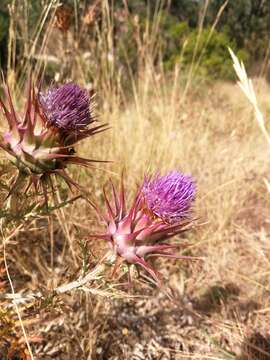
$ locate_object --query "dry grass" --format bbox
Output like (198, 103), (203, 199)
(78, 74), (270, 359)
(1, 1), (270, 359)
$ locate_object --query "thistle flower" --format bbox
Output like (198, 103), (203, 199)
(39, 82), (93, 130)
(142, 171), (196, 224)
(91, 171), (197, 285)
(0, 80), (107, 198)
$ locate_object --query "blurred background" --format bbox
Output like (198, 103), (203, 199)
(1, 0), (270, 90)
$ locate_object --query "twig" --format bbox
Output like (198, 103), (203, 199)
(55, 252), (114, 293)
(1, 251), (116, 304)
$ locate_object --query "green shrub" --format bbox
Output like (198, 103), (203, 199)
(183, 27), (249, 79)
(160, 13), (190, 69)
(161, 18), (249, 80)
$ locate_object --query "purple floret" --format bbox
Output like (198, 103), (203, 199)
(142, 171), (196, 223)
(39, 82), (92, 130)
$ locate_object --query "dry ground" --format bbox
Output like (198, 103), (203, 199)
(1, 76), (270, 359)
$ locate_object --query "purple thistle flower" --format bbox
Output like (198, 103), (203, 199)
(0, 79), (108, 198)
(142, 171), (196, 224)
(90, 173), (198, 286)
(39, 82), (93, 130)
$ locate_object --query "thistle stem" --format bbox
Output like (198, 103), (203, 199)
(55, 252), (115, 293)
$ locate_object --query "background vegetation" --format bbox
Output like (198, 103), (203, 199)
(1, 0), (270, 82)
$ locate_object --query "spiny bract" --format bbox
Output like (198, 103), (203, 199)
(91, 171), (197, 285)
(0, 80), (107, 196)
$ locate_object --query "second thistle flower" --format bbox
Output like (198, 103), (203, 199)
(92, 171), (196, 285)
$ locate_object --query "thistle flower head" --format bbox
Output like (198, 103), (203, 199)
(0, 79), (107, 196)
(142, 171), (196, 224)
(91, 173), (197, 286)
(39, 82), (93, 130)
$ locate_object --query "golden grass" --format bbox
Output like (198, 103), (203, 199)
(63, 70), (270, 357)
(1, 1), (270, 358)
